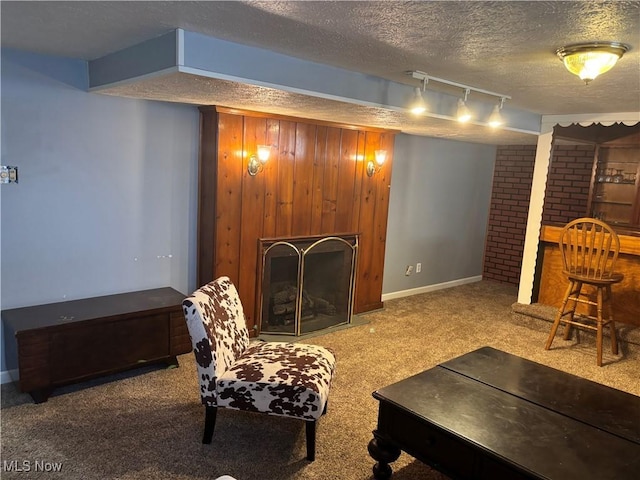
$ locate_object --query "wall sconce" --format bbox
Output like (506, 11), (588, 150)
(366, 150), (387, 177)
(556, 42), (630, 84)
(248, 144), (271, 176)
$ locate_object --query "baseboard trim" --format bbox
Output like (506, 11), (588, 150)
(382, 276), (483, 302)
(1, 369), (17, 385)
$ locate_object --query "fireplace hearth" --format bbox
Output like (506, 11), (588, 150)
(259, 234), (358, 336)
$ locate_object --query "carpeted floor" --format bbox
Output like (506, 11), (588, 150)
(1, 280), (638, 480)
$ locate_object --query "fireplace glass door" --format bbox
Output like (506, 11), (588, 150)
(260, 235), (357, 336)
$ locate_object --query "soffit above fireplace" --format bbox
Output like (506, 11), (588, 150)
(86, 29), (540, 145)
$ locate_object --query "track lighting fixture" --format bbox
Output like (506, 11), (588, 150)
(556, 42), (630, 84)
(406, 71), (511, 128)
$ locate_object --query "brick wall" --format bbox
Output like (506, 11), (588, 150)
(483, 143), (596, 286)
(542, 144), (595, 224)
(483, 145), (536, 285)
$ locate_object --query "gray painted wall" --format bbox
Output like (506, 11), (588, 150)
(1, 49), (200, 372)
(383, 134), (496, 294)
(0, 49), (497, 378)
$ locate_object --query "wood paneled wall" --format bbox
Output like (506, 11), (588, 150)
(198, 107), (396, 335)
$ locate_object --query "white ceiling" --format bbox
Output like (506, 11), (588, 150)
(2, 1), (639, 145)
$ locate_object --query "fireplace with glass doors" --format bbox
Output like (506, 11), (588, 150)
(258, 234), (358, 336)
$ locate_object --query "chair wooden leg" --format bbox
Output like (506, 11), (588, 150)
(306, 420), (317, 461)
(596, 287), (604, 367)
(546, 281), (574, 350)
(203, 405), (217, 444)
(562, 281), (581, 341)
(608, 289), (619, 357)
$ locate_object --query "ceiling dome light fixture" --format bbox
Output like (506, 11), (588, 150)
(556, 42), (630, 84)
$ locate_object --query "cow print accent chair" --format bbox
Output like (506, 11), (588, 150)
(182, 276), (336, 461)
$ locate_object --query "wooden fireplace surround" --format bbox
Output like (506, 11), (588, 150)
(197, 107), (397, 335)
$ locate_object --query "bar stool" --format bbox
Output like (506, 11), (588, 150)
(544, 218), (624, 366)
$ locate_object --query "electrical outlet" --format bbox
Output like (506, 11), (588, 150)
(405, 265), (413, 276)
(416, 262), (422, 273)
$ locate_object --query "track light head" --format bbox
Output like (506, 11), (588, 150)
(456, 89), (472, 123)
(488, 98), (506, 128)
(487, 104), (503, 128)
(410, 87), (427, 115)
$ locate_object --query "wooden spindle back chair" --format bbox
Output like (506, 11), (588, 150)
(544, 218), (624, 366)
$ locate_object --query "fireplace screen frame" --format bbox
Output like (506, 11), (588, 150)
(258, 234), (359, 336)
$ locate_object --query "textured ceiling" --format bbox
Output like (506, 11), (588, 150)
(2, 1), (639, 145)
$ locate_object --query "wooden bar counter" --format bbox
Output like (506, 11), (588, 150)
(537, 224), (640, 327)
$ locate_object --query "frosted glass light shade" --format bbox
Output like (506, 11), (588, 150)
(557, 42), (629, 84)
(257, 145), (271, 164)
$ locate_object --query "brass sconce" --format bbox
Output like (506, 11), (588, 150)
(248, 145), (271, 176)
(366, 150), (387, 177)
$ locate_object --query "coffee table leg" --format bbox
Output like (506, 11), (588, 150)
(368, 430), (401, 480)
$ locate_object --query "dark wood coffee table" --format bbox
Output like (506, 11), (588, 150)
(368, 347), (640, 480)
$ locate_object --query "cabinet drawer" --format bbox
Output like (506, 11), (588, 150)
(50, 321), (119, 381)
(17, 332), (51, 391)
(479, 456), (532, 480)
(120, 313), (170, 364)
(50, 314), (170, 382)
(379, 404), (476, 479)
(170, 311), (191, 355)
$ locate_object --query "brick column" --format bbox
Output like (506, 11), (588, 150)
(484, 144), (595, 286)
(541, 144), (595, 224)
(483, 146), (536, 285)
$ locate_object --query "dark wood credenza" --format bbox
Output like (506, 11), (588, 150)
(2, 287), (191, 403)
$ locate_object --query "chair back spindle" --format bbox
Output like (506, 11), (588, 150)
(559, 218), (620, 281)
